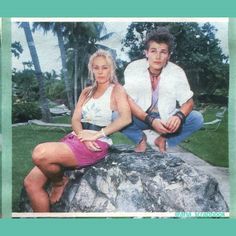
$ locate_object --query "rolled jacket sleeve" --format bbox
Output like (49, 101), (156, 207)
(175, 69), (193, 106)
(158, 62), (193, 120)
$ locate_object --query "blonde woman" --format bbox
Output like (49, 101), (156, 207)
(24, 50), (131, 212)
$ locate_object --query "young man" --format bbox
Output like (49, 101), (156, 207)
(122, 27), (204, 152)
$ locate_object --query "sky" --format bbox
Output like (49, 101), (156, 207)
(11, 18), (229, 74)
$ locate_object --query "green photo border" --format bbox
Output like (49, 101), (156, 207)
(0, 0), (235, 17)
(229, 18), (236, 217)
(1, 18), (12, 219)
(1, 0), (236, 234)
(0, 18), (1, 216)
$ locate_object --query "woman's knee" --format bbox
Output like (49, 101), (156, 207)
(32, 144), (48, 166)
(24, 174), (37, 193)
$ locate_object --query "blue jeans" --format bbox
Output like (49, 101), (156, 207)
(119, 110), (204, 147)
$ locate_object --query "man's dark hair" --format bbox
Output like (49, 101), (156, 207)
(144, 27), (175, 53)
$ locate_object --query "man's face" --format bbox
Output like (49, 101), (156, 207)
(145, 41), (170, 72)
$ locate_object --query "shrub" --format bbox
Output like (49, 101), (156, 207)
(12, 102), (42, 123)
(46, 80), (67, 101)
(12, 69), (39, 102)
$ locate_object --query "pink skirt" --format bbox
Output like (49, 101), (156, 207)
(60, 133), (109, 168)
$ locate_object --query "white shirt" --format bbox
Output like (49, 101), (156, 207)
(80, 85), (114, 145)
(81, 85), (114, 127)
(124, 59), (193, 121)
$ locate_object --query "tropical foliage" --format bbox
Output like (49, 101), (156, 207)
(20, 22), (51, 122)
(122, 22), (229, 100)
(12, 22), (115, 122)
(32, 22), (115, 111)
(12, 21), (229, 123)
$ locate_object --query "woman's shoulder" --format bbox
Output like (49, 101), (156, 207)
(112, 83), (126, 94)
(82, 86), (93, 92)
(81, 86), (92, 95)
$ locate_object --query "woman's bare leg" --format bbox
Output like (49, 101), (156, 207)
(49, 175), (69, 205)
(25, 142), (79, 211)
(24, 166), (50, 212)
(32, 142), (78, 179)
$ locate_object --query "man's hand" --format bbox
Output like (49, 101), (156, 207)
(165, 115), (181, 133)
(83, 141), (102, 152)
(152, 119), (171, 134)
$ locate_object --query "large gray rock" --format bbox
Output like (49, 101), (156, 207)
(19, 145), (228, 212)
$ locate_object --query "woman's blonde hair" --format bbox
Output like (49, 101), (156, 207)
(88, 49), (117, 84)
(85, 49), (117, 101)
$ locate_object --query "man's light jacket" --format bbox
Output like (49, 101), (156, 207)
(124, 58), (193, 121)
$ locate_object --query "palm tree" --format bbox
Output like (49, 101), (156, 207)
(20, 22), (51, 122)
(32, 22), (74, 112)
(11, 41), (23, 59)
(64, 22), (115, 103)
(33, 22), (115, 108)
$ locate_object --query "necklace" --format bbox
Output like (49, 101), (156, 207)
(148, 68), (161, 79)
(148, 68), (161, 90)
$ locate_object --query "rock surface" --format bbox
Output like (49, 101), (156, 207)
(19, 145), (229, 212)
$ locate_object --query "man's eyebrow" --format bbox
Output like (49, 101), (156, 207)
(149, 48), (168, 51)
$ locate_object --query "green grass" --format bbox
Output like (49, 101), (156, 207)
(180, 106), (228, 167)
(12, 125), (71, 212)
(52, 115), (72, 124)
(12, 115), (72, 212)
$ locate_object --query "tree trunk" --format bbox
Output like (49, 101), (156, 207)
(81, 75), (84, 93)
(21, 22), (51, 122)
(56, 24), (74, 113)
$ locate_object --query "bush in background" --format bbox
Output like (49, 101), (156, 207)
(12, 101), (42, 123)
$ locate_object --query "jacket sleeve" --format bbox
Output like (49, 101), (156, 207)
(123, 63), (139, 102)
(175, 68), (193, 106)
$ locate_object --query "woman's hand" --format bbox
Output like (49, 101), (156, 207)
(77, 130), (100, 142)
(83, 141), (102, 152)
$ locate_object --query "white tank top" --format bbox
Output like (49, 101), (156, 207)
(81, 84), (114, 127)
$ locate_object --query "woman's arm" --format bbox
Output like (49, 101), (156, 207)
(71, 87), (91, 135)
(102, 84), (132, 135)
(72, 87), (102, 152)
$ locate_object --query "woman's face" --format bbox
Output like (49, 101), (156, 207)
(145, 41), (170, 72)
(92, 56), (111, 84)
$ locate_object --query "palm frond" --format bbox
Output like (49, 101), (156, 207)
(99, 32), (115, 41)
